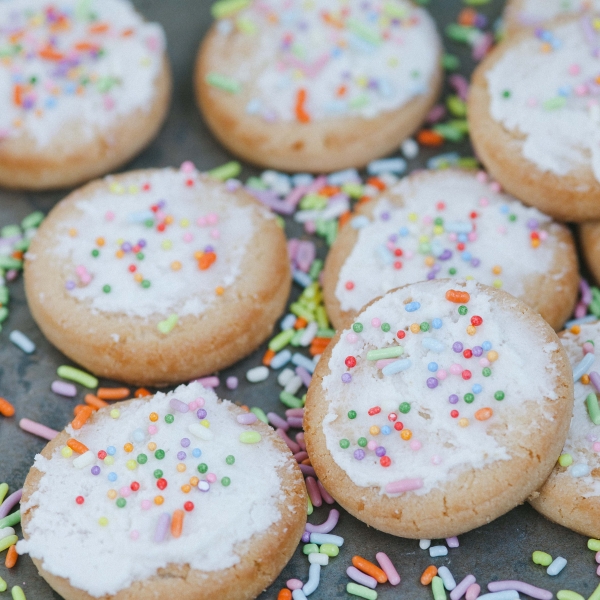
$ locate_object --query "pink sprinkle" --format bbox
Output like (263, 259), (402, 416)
(148, 425), (157, 435)
(130, 530), (140, 540)
(487, 580), (552, 600)
(305, 476), (322, 507)
(450, 363), (462, 375)
(183, 232), (193, 243)
(539, 230), (548, 240)
(385, 478), (423, 494)
(595, 550), (600, 564)
(410, 440), (422, 451)
(237, 413), (258, 425)
(584, 342), (596, 355)
(489, 182), (502, 193)
(569, 63), (581, 75)
(375, 552), (401, 585)
(367, 440), (377, 451)
(305, 508), (340, 533)
(286, 408), (305, 418)
(287, 579), (304, 591)
(195, 376), (219, 388)
(476, 171), (488, 183)
(268, 412), (289, 430)
(431, 455), (442, 465)
(437, 369), (447, 380)
(575, 302), (587, 319)
(479, 197), (489, 207)
(294, 451), (309, 463)
(479, 358), (490, 367)
(466, 583), (481, 600)
(346, 332), (359, 343)
(448, 232), (458, 242)
(277, 428), (300, 453)
(210, 228), (220, 240)
(468, 232), (477, 242)
(180, 161), (195, 173)
(287, 416), (304, 429)
(426, 104), (446, 124)
(450, 575), (476, 600)
(105, 211), (115, 221)
(103, 95), (115, 110)
(371, 318), (381, 327)
(206, 213), (218, 225)
(449, 74), (470, 101)
(197, 216), (207, 227)
(317, 480), (335, 504)
(581, 278), (593, 305)
(141, 500), (151, 510)
(593, 442), (600, 452)
(206, 473), (217, 483)
(296, 431), (307, 450)
(446, 536), (460, 548)
(376, 358), (396, 370)
(597, 564), (600, 576)
(472, 31), (493, 61)
(304, 220), (317, 234)
(575, 84), (589, 96)
(195, 397), (205, 408)
(120, 487), (131, 498)
(19, 418), (58, 441)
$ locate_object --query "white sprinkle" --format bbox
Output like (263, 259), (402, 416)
(308, 552), (329, 566)
(419, 539), (431, 550)
(9, 330), (35, 354)
(0, 527), (15, 541)
(188, 423), (214, 441)
(438, 566), (456, 590)
(246, 366), (269, 383)
(300, 322), (318, 347)
(429, 545), (448, 557)
(278, 368), (295, 387)
(73, 451), (95, 469)
(284, 375), (303, 396)
(367, 157), (407, 175)
(547, 556), (567, 576)
(281, 314), (297, 331)
(271, 349), (292, 370)
(401, 138), (419, 159)
(382, 358), (412, 376)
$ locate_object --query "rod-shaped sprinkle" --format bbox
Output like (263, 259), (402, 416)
(382, 359), (412, 376)
(0, 490), (22, 520)
(586, 393), (600, 425)
(346, 566), (377, 589)
(487, 581), (552, 600)
(572, 353), (595, 382)
(154, 513), (171, 543)
(385, 478), (423, 494)
(305, 509), (339, 534)
(302, 563), (321, 596)
(366, 346), (404, 361)
(450, 575), (477, 600)
(375, 552), (400, 586)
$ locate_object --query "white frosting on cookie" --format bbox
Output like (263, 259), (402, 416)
(46, 168), (262, 319)
(515, 0), (600, 26)
(486, 19), (600, 181)
(18, 382), (291, 597)
(322, 279), (561, 495)
(210, 0), (440, 121)
(335, 170), (564, 313)
(553, 322), (600, 496)
(0, 0), (165, 147)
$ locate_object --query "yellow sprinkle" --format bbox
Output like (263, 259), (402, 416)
(109, 182), (125, 194)
(466, 325), (477, 336)
(103, 456), (114, 466)
(180, 219), (190, 227)
(107, 489), (117, 500)
(410, 323), (420, 334)
(369, 425), (380, 436)
(487, 351), (499, 362)
(177, 463), (186, 472)
(408, 212), (418, 222)
(493, 279), (503, 289)
(433, 225), (444, 235)
(98, 517), (109, 526)
(68, 228), (77, 237)
(154, 495), (164, 505)
(216, 286), (225, 295)
(171, 261), (182, 271)
(134, 273), (143, 282)
(148, 442), (157, 451)
(181, 484), (191, 493)
(190, 476), (199, 486)
(459, 418), (469, 428)
(128, 185), (139, 194)
(61, 446), (73, 458)
(161, 240), (172, 250)
(200, 419), (210, 428)
(126, 460), (137, 471)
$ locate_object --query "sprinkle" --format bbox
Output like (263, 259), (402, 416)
(587, 393), (600, 425)
(573, 353), (595, 381)
(302, 563), (321, 596)
(382, 359), (412, 376)
(19, 418), (58, 441)
(385, 478), (423, 494)
(97, 387), (130, 400)
(0, 398), (15, 418)
(246, 366), (269, 383)
(9, 330), (35, 354)
(239, 431), (262, 444)
(366, 346), (404, 361)
(309, 533), (344, 546)
(73, 451), (95, 469)
(188, 423), (214, 441)
(51, 381), (77, 397)
(438, 566), (456, 591)
(478, 593), (519, 600)
(429, 545), (448, 557)
(154, 512), (171, 543)
(206, 73), (241, 94)
(352, 556), (387, 584)
(346, 583), (377, 600)
(432, 576), (447, 600)
(211, 0), (250, 19)
(375, 552), (401, 585)
(450, 576), (477, 600)
(488, 581), (552, 600)
(57, 366), (98, 389)
(547, 557), (567, 576)
(157, 314), (178, 334)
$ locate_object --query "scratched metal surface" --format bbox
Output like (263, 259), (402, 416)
(0, 0), (597, 598)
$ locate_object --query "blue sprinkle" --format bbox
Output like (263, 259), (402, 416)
(432, 318), (443, 329)
(381, 426), (391, 435)
(499, 205), (510, 214)
(571, 463), (591, 478)
(108, 472), (117, 482)
(428, 362), (438, 372)
(399, 226), (409, 237)
(457, 233), (468, 243)
(107, 446), (116, 456)
(405, 301), (421, 312)
(482, 341), (492, 351)
(192, 448), (201, 458)
(472, 384), (483, 394)
(462, 251), (472, 261)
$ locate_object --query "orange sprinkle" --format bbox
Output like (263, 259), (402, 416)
(319, 185), (341, 197)
(295, 317), (308, 330)
(262, 349), (276, 366)
(445, 289), (470, 304)
(149, 412), (159, 422)
(84, 394), (108, 410)
(124, 443), (134, 453)
(154, 495), (164, 505)
(97, 387), (130, 400)
(366, 177), (386, 191)
(215, 286), (224, 296)
(420, 565), (438, 585)
(458, 7), (477, 26)
(352, 556), (388, 584)
(71, 406), (93, 430)
(417, 130), (444, 147)
(570, 325), (582, 335)
(74, 42), (98, 52)
(67, 439), (89, 454)
(171, 509), (184, 538)
(475, 407), (493, 421)
(0, 397), (15, 417)
(357, 195), (372, 205)
(339, 211), (352, 228)
(582, 374), (591, 385)
(311, 337), (331, 346)
(336, 85), (347, 97)
(39, 46), (65, 61)
(96, 237), (105, 247)
(400, 429), (412, 440)
(135, 388), (152, 398)
(73, 404), (88, 416)
(89, 22), (110, 34)
(295, 88), (311, 123)
(198, 251), (217, 270)
(5, 544), (18, 568)
(12, 84), (23, 106)
(278, 590), (292, 600)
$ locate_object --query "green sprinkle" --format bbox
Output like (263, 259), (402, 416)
(211, 0), (250, 19)
(136, 252), (145, 260)
(589, 538), (600, 551)
(447, 94), (467, 118)
(366, 346), (404, 361)
(494, 391), (505, 401)
(346, 583), (378, 600)
(458, 305), (468, 315)
(464, 393), (475, 404)
(21, 211), (44, 229)
(509, 214), (517, 222)
(91, 249), (100, 257)
(502, 90), (511, 98)
(137, 454), (147, 464)
(226, 455), (235, 465)
(442, 53), (460, 71)
(307, 495), (313, 516)
(205, 72), (241, 94)
(1, 225), (21, 238)
(11, 585), (26, 600)
(303, 543), (319, 555)
(154, 450), (165, 460)
(482, 367), (492, 377)
(269, 329), (295, 352)
(347, 18), (381, 45)
(0, 256), (22, 270)
(221, 477), (231, 486)
(449, 267), (457, 275)
(280, 391), (303, 409)
(239, 431), (262, 444)
(445, 23), (479, 44)
(432, 576), (447, 600)
(208, 161), (242, 182)
(153, 469), (163, 479)
(0, 510), (20, 529)
(532, 550), (553, 566)
(381, 322), (391, 332)
(57, 365), (98, 389)
(141, 280), (151, 288)
(197, 463), (208, 474)
(157, 313), (178, 334)
(558, 453), (573, 467)
(348, 410), (357, 419)
(116, 498), (126, 508)
(0, 307), (8, 324)
(250, 407), (269, 423)
(399, 402), (411, 414)
(353, 322), (363, 333)
(164, 414), (174, 424)
(0, 576), (5, 593)
(420, 322), (430, 332)
(0, 535), (17, 553)
(102, 284), (111, 294)
(0, 483), (8, 505)
(543, 97), (567, 110)
(340, 439), (350, 449)
(587, 393), (600, 425)
(358, 437), (368, 447)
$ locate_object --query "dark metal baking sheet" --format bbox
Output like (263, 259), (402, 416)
(1, 0), (598, 598)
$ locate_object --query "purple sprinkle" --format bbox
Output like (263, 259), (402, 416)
(157, 200), (166, 209)
(427, 377), (438, 389)
(121, 242), (132, 252)
(226, 376), (238, 390)
(439, 249), (452, 260)
(91, 466), (100, 475)
(342, 373), (352, 384)
(449, 394), (459, 404)
(138, 239), (147, 248)
(65, 280), (76, 290)
(527, 218), (539, 230)
(170, 398), (189, 413)
(427, 271), (436, 280)
(51, 380), (77, 397)
(204, 245), (214, 253)
(287, 416), (304, 429)
(354, 449), (366, 460)
(154, 513), (170, 543)
(375, 446), (386, 457)
(388, 234), (398, 243)
(470, 258), (481, 267)
(380, 212), (390, 221)
(472, 346), (483, 357)
(180, 437), (190, 448)
(302, 531), (311, 543)
(197, 409), (207, 419)
(452, 342), (463, 353)
(177, 451), (186, 460)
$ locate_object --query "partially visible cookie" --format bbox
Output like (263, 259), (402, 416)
(24, 166), (291, 386)
(580, 221), (600, 285)
(0, 0), (171, 191)
(322, 169), (578, 331)
(530, 322), (600, 538)
(18, 382), (307, 600)
(195, 0), (442, 173)
(504, 0), (600, 35)
(469, 16), (600, 222)
(305, 279), (573, 539)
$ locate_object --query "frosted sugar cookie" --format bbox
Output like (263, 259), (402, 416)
(469, 16), (600, 222)
(18, 382), (307, 600)
(322, 169), (578, 331)
(0, 0), (171, 191)
(504, 0), (600, 35)
(195, 0), (443, 173)
(304, 279), (573, 539)
(24, 166), (291, 386)
(580, 221), (600, 286)
(530, 321), (600, 538)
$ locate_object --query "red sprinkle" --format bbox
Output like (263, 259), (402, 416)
(157, 478), (168, 490)
(463, 349), (472, 359)
(471, 316), (483, 326)
(462, 370), (472, 380)
(450, 410), (459, 418)
(380, 456), (391, 467)
(345, 356), (357, 368)
(184, 501), (194, 512)
(97, 450), (107, 459)
(130, 482), (140, 491)
(387, 413), (397, 422)
(368, 406), (381, 416)
(345, 281), (355, 290)
(394, 422), (404, 431)
(397, 331), (406, 339)
(75, 496), (84, 504)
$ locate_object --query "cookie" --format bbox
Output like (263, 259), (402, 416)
(504, 0), (600, 35)
(469, 16), (600, 222)
(24, 166), (291, 386)
(580, 221), (600, 286)
(195, 0), (442, 173)
(304, 279), (573, 539)
(0, 0), (171, 191)
(322, 169), (578, 331)
(18, 381), (307, 600)
(530, 321), (600, 538)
